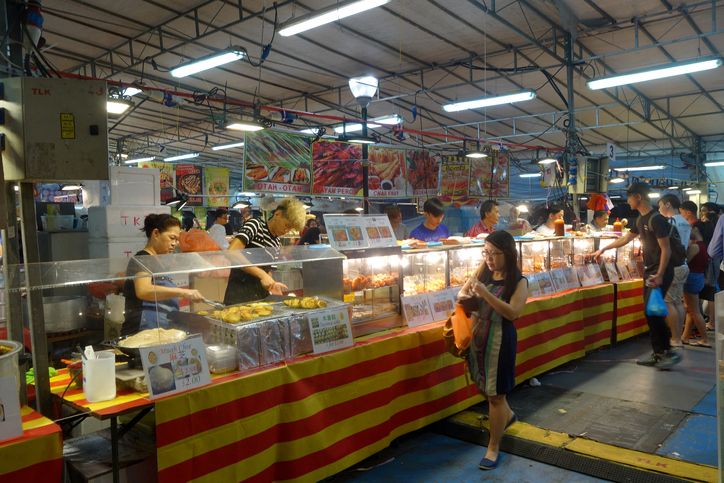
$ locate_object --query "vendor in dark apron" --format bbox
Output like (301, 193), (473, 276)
(224, 198), (307, 305)
(123, 214), (204, 336)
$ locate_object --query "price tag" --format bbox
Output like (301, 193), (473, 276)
(427, 288), (459, 322)
(139, 335), (211, 399)
(401, 293), (435, 327)
(0, 376), (22, 442)
(308, 307), (354, 354)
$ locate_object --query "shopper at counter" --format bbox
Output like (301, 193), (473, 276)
(123, 214), (205, 336)
(466, 200), (499, 237)
(410, 198), (449, 242)
(592, 182), (681, 369)
(384, 204), (410, 240)
(224, 198), (307, 305)
(457, 230), (528, 470)
(207, 208), (230, 250)
(534, 205), (564, 236)
(587, 210), (609, 232)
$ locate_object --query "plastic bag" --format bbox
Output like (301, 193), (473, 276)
(646, 287), (668, 317)
(443, 304), (473, 357)
(179, 228), (220, 252)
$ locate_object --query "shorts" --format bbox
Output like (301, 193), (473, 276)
(684, 272), (705, 295)
(665, 264), (689, 303)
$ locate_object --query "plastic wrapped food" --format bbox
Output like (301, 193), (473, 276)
(205, 344), (238, 374)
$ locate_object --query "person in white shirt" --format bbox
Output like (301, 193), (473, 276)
(207, 208), (230, 250)
(658, 194), (690, 347)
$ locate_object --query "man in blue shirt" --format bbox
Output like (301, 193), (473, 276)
(410, 198), (450, 242)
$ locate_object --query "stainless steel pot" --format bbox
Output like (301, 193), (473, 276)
(0, 339), (22, 397)
(24, 296), (89, 333)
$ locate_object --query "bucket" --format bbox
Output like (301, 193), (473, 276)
(0, 340), (23, 401)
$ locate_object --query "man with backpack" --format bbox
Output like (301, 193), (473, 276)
(592, 182), (682, 370)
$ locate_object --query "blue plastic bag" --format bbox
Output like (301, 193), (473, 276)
(646, 287), (668, 317)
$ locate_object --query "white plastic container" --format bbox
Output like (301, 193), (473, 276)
(82, 350), (116, 402)
(88, 236), (146, 259)
(109, 166), (161, 206)
(87, 205), (171, 239)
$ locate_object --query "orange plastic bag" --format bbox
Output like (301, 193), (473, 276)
(443, 304), (473, 357)
(179, 228), (220, 252)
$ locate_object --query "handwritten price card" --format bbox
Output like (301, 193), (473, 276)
(139, 336), (211, 399)
(401, 293), (435, 327)
(308, 307), (354, 354)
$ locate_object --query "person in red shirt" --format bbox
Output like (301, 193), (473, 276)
(466, 200), (499, 237)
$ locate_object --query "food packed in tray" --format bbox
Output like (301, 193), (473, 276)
(198, 302), (274, 323)
(283, 296), (328, 309)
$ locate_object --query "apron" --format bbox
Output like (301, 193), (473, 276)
(139, 275), (180, 330)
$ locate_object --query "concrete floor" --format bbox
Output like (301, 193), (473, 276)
(328, 333), (718, 482)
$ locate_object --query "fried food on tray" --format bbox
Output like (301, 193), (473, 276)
(283, 297), (328, 309)
(119, 328), (187, 348)
(202, 302), (273, 324)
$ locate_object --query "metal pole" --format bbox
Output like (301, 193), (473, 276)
(18, 182), (50, 415)
(1, 0), (28, 405)
(565, 31), (579, 221)
(362, 105), (370, 214)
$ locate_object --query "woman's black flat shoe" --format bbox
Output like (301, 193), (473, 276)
(505, 412), (518, 430)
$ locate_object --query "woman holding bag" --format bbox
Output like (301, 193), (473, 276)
(457, 230), (528, 470)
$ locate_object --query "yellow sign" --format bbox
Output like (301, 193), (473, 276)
(60, 113), (75, 140)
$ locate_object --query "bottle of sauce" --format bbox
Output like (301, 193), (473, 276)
(613, 218), (622, 234)
(554, 217), (565, 236)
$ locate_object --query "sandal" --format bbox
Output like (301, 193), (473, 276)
(692, 340), (712, 348)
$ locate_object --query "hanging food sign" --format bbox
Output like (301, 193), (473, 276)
(176, 164), (203, 206)
(312, 140), (364, 196)
(204, 167), (229, 207)
(406, 149), (441, 196)
(140, 161), (175, 202)
(368, 146), (407, 197)
(243, 131), (312, 194)
(468, 148), (510, 197)
(439, 155), (470, 201)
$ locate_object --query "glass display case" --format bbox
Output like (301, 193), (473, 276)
(519, 239), (550, 274)
(449, 246), (484, 287)
(402, 247), (448, 295)
(5, 246), (347, 408)
(340, 246), (402, 334)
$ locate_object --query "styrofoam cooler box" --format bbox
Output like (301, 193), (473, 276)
(88, 205), (171, 239)
(109, 166), (161, 206)
(88, 237), (146, 259)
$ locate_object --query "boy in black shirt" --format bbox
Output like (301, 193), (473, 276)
(593, 183), (681, 369)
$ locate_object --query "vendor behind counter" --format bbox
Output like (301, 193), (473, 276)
(123, 214), (205, 336)
(223, 198), (307, 305)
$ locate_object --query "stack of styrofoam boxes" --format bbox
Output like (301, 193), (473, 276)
(88, 166), (170, 259)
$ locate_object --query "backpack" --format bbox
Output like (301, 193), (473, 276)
(648, 213), (686, 267)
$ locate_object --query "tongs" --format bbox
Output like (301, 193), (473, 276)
(203, 298), (225, 310)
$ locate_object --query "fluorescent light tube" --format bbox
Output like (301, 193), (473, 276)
(519, 173), (541, 178)
(107, 100), (130, 114)
(688, 190), (702, 195)
(374, 114), (402, 124)
(609, 177), (626, 184)
(668, 186), (679, 190)
(538, 158), (557, 165)
(279, 0), (390, 36)
(615, 165), (665, 172)
(648, 192), (661, 199)
(588, 58), (722, 90)
(124, 156), (156, 165)
(61, 185), (83, 191)
(212, 141), (245, 151)
(704, 161), (724, 167)
(226, 121), (265, 132)
(171, 50), (245, 78)
(334, 122), (381, 133)
(164, 153), (199, 162)
(443, 90), (536, 112)
(465, 152), (488, 159)
(682, 187), (692, 191)
(347, 136), (377, 144)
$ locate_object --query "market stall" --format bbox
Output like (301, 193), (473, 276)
(0, 406), (63, 482)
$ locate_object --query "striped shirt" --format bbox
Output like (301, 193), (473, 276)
(235, 218), (280, 249)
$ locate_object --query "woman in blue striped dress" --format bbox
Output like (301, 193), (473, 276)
(458, 230), (528, 470)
